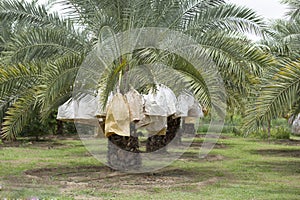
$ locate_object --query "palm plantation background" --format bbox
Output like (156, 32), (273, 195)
(0, 0), (300, 199)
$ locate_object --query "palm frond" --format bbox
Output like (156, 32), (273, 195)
(281, 0), (300, 20)
(39, 53), (84, 120)
(243, 60), (300, 132)
(0, 0), (68, 29)
(194, 31), (274, 95)
(267, 19), (300, 57)
(184, 3), (267, 37)
(2, 27), (85, 63)
(170, 0), (225, 28)
(0, 63), (41, 99)
(1, 88), (38, 140)
(58, 0), (123, 33)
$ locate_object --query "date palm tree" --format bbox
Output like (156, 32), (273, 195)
(0, 0), (273, 169)
(243, 0), (300, 133)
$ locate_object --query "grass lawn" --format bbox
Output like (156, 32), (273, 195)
(0, 135), (299, 199)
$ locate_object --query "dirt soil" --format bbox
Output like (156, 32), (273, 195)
(22, 165), (221, 198)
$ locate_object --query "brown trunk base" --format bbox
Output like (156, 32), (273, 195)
(166, 117), (181, 145)
(107, 135), (141, 171)
(56, 120), (63, 135)
(146, 135), (167, 152)
(107, 123), (141, 171)
(146, 117), (181, 152)
(183, 123), (196, 135)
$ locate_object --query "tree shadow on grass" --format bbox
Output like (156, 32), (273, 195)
(256, 188), (300, 199)
(243, 160), (300, 175)
(250, 149), (300, 158)
(179, 151), (226, 162)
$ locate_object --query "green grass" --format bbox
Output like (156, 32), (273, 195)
(0, 135), (300, 199)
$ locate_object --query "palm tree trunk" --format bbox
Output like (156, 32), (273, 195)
(166, 117), (181, 145)
(107, 123), (141, 171)
(146, 134), (167, 152)
(0, 124), (4, 142)
(146, 116), (181, 152)
(56, 120), (63, 135)
(268, 120), (271, 143)
(182, 118), (196, 135)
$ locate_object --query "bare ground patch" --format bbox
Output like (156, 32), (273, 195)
(20, 165), (223, 198)
(252, 149), (300, 157)
(0, 140), (72, 150)
(188, 141), (227, 149)
(273, 139), (300, 146)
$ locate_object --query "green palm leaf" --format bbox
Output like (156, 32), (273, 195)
(243, 60), (300, 132)
(3, 27), (86, 63)
(0, 63), (41, 99)
(1, 88), (38, 141)
(0, 0), (67, 29)
(282, 0), (300, 20)
(39, 53), (84, 121)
